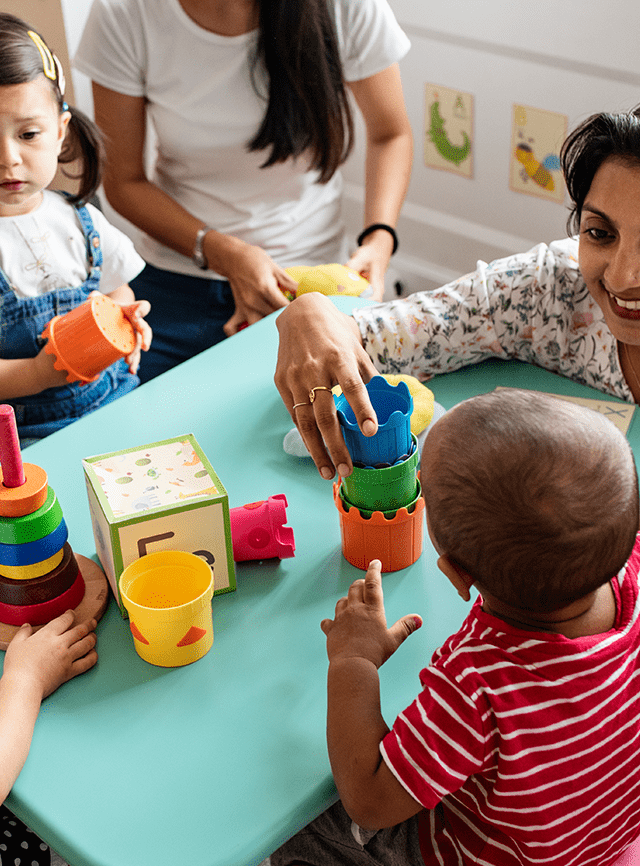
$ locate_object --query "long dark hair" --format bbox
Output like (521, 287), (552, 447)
(561, 106), (640, 235)
(0, 12), (104, 205)
(248, 0), (354, 183)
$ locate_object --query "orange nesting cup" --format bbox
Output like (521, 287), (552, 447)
(41, 292), (136, 384)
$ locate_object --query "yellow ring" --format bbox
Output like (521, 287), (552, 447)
(0, 547), (64, 580)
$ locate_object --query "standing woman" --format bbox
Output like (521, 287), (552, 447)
(75, 0), (413, 382)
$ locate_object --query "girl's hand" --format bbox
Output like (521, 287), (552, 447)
(203, 235), (293, 336)
(321, 560), (421, 669)
(274, 293), (379, 478)
(4, 611), (98, 701)
(119, 300), (152, 375)
(32, 343), (75, 391)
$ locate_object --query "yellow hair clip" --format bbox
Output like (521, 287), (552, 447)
(27, 30), (56, 82)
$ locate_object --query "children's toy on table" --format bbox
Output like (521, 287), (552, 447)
(0, 406), (108, 649)
(280, 264), (373, 301)
(229, 494), (295, 562)
(333, 376), (428, 573)
(119, 550), (215, 667)
(41, 291), (136, 384)
(83, 435), (295, 666)
(83, 434), (235, 667)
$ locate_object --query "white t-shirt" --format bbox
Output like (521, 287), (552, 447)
(74, 0), (410, 278)
(0, 192), (145, 298)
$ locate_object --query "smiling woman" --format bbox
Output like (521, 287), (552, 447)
(273, 106), (640, 479)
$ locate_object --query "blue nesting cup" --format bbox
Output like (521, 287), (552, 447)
(335, 376), (413, 466)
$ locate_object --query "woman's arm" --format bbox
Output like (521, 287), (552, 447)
(91, 84), (293, 332)
(346, 64), (413, 301)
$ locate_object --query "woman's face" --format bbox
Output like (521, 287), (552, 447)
(578, 157), (640, 346)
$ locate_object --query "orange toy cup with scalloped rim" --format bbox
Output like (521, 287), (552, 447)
(41, 292), (136, 384)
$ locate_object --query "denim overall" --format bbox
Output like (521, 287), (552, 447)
(0, 201), (138, 447)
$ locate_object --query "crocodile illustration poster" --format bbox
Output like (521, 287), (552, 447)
(510, 104), (567, 203)
(424, 84), (473, 178)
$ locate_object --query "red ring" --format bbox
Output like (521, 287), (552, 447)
(0, 572), (85, 626)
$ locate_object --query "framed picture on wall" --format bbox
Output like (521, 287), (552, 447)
(510, 104), (567, 204)
(424, 83), (474, 179)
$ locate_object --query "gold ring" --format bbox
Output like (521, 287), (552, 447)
(309, 386), (331, 403)
(292, 402), (308, 411)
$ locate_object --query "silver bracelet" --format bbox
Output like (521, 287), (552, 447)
(192, 225), (214, 270)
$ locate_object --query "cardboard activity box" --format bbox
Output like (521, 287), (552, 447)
(83, 434), (236, 616)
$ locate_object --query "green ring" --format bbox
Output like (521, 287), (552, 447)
(0, 487), (63, 545)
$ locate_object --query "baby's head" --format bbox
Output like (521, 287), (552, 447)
(421, 389), (639, 613)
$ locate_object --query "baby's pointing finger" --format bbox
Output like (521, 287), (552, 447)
(363, 559), (384, 604)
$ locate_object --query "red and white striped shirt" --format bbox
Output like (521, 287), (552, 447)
(381, 536), (640, 866)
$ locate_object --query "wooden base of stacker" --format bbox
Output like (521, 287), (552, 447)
(0, 555), (109, 650)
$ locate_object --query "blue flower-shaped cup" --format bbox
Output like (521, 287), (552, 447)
(335, 375), (413, 466)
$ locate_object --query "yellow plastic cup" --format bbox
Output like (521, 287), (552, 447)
(119, 551), (214, 667)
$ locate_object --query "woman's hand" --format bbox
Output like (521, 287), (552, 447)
(274, 292), (379, 478)
(346, 226), (397, 302)
(204, 235), (294, 336)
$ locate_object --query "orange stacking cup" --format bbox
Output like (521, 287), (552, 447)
(41, 292), (136, 384)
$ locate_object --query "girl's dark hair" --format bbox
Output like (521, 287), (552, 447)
(248, 0), (354, 183)
(561, 105), (640, 235)
(0, 12), (104, 205)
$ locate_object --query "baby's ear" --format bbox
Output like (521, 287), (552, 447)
(437, 555), (475, 602)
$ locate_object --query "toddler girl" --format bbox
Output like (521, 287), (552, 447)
(0, 13), (151, 446)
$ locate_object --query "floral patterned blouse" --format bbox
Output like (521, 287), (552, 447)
(353, 237), (634, 403)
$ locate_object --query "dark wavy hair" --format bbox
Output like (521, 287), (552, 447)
(248, 0), (354, 183)
(0, 12), (104, 204)
(561, 106), (640, 235)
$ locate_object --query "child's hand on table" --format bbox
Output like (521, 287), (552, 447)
(321, 560), (422, 669)
(4, 611), (98, 700)
(118, 300), (152, 376)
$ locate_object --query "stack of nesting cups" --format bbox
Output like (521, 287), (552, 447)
(333, 376), (424, 572)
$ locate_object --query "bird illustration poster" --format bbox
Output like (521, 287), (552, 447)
(510, 104), (567, 203)
(424, 84), (473, 178)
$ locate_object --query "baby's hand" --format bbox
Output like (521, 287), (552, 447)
(320, 560), (422, 669)
(4, 611), (98, 700)
(119, 300), (152, 376)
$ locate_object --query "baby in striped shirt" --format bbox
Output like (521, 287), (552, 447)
(271, 388), (640, 866)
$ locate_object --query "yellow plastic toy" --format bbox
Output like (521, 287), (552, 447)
(283, 264), (372, 301)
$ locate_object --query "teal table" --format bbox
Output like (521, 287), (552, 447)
(3, 299), (637, 866)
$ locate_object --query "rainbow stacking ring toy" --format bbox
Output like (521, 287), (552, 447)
(0, 405), (86, 627)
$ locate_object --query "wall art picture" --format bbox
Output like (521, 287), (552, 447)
(424, 83), (474, 178)
(510, 104), (567, 203)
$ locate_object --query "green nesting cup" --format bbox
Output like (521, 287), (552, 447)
(340, 435), (419, 512)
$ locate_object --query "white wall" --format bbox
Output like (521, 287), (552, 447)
(341, 1), (640, 296)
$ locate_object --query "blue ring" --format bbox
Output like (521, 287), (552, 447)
(0, 519), (68, 566)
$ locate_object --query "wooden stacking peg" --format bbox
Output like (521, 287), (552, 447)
(0, 405), (48, 518)
(0, 405), (24, 487)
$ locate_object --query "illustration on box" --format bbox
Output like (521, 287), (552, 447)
(0, 405), (109, 649)
(83, 434), (237, 615)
